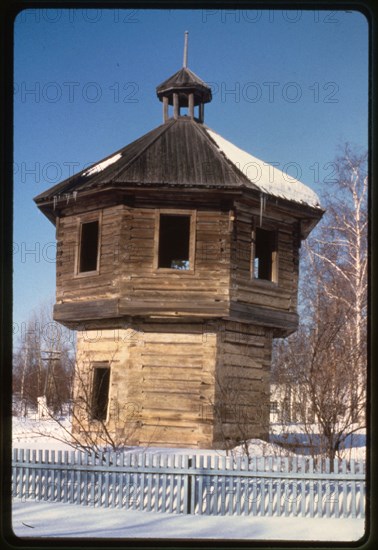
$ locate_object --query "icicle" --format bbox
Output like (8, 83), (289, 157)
(259, 193), (266, 227)
(53, 195), (57, 210)
(73, 191), (77, 201)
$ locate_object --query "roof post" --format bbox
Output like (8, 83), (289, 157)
(199, 102), (204, 123)
(189, 92), (194, 119)
(163, 96), (169, 122)
(173, 92), (179, 118)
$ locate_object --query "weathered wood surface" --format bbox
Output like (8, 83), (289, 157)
(55, 200), (302, 335)
(71, 320), (273, 449)
(56, 205), (233, 322)
(229, 201), (300, 320)
(72, 323), (218, 448)
(213, 321), (271, 445)
(54, 196), (306, 448)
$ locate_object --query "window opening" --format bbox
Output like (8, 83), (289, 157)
(158, 214), (191, 270)
(252, 227), (278, 282)
(79, 220), (99, 273)
(91, 365), (110, 421)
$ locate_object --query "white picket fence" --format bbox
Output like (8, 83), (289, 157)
(12, 449), (365, 519)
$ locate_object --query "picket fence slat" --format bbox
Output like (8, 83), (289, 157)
(12, 448), (365, 519)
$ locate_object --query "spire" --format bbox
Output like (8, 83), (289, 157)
(183, 31), (188, 68)
(156, 33), (212, 124)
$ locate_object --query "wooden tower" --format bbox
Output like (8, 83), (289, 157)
(34, 35), (323, 449)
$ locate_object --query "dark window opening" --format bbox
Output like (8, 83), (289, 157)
(253, 228), (277, 281)
(158, 214), (191, 270)
(91, 366), (110, 421)
(79, 220), (99, 273)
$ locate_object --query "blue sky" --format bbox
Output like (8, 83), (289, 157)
(13, 8), (368, 335)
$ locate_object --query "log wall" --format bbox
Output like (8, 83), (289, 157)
(212, 320), (272, 447)
(119, 207), (231, 316)
(56, 204), (123, 303)
(72, 319), (271, 449)
(230, 201), (300, 316)
(72, 322), (217, 448)
(56, 205), (231, 319)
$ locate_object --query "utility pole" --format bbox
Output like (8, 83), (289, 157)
(40, 349), (61, 413)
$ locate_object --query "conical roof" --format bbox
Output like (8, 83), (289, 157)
(156, 67), (212, 106)
(34, 117), (321, 221)
(34, 118), (255, 212)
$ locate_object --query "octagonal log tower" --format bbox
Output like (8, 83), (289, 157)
(34, 35), (323, 449)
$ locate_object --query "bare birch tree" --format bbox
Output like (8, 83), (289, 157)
(13, 301), (75, 415)
(272, 144), (368, 462)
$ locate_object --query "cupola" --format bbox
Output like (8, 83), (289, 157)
(156, 31), (212, 122)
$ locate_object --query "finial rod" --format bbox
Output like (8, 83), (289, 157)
(183, 31), (188, 68)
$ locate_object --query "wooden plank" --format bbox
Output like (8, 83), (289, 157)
(228, 302), (298, 334)
(139, 454), (145, 512)
(268, 457), (273, 516)
(284, 458), (289, 517)
(161, 455), (168, 513)
(141, 365), (203, 376)
(333, 459), (339, 518)
(168, 454), (174, 514)
(146, 454), (153, 512)
(317, 459), (323, 518)
(259, 457), (266, 516)
(31, 450), (37, 501)
(325, 458), (331, 518)
(309, 457), (314, 518)
(25, 449), (30, 501)
(214, 456), (220, 515)
(276, 458), (282, 517)
(12, 449), (18, 497)
(69, 450), (75, 504)
(57, 450), (63, 504)
(351, 460), (356, 518)
(358, 461), (364, 518)
(154, 454), (160, 513)
(183, 455), (189, 514)
(197, 456), (204, 515)
(90, 451), (95, 507)
(54, 298), (119, 321)
(300, 457), (306, 517)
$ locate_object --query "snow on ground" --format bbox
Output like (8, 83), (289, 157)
(11, 415), (367, 542)
(12, 416), (74, 452)
(11, 416), (295, 457)
(12, 416), (366, 460)
(270, 423), (367, 461)
(12, 499), (365, 541)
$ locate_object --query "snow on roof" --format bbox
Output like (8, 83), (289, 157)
(82, 153), (122, 177)
(206, 128), (321, 208)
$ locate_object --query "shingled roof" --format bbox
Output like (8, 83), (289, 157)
(34, 117), (259, 204)
(156, 67), (212, 105)
(34, 116), (321, 212)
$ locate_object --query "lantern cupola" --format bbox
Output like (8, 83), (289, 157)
(156, 31), (212, 122)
